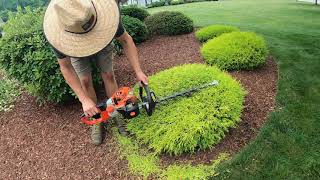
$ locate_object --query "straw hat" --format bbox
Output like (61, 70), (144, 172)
(44, 0), (120, 57)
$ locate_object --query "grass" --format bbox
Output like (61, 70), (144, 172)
(149, 0), (320, 179)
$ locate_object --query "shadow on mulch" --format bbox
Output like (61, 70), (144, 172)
(0, 33), (277, 179)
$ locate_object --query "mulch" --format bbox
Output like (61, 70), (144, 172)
(0, 33), (277, 179)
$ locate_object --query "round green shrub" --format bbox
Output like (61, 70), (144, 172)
(147, 1), (166, 8)
(121, 6), (150, 21)
(195, 25), (240, 42)
(201, 32), (268, 70)
(114, 15), (148, 54)
(145, 11), (194, 36)
(128, 64), (245, 155)
(0, 8), (101, 103)
(122, 15), (148, 43)
(170, 0), (185, 5)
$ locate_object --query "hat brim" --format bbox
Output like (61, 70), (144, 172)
(44, 0), (119, 58)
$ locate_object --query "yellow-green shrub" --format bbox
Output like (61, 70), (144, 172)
(201, 32), (268, 70)
(195, 25), (240, 42)
(128, 64), (245, 155)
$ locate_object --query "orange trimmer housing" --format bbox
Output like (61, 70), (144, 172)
(80, 87), (140, 125)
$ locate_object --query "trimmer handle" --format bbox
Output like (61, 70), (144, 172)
(80, 103), (113, 125)
(139, 82), (156, 116)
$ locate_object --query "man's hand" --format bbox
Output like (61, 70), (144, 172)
(82, 97), (101, 117)
(117, 33), (149, 85)
(136, 71), (149, 85)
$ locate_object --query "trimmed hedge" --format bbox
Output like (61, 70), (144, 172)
(170, 0), (185, 5)
(122, 15), (148, 43)
(201, 32), (268, 70)
(128, 64), (245, 155)
(114, 15), (148, 54)
(147, 1), (166, 8)
(121, 6), (150, 21)
(195, 25), (240, 42)
(145, 11), (194, 36)
(147, 0), (218, 8)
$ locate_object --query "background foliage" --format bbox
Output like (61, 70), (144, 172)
(195, 24), (240, 42)
(145, 11), (194, 36)
(122, 15), (148, 43)
(0, 0), (49, 11)
(0, 0), (48, 22)
(128, 64), (245, 155)
(0, 70), (21, 112)
(201, 31), (268, 70)
(121, 5), (150, 21)
(0, 8), (73, 102)
(114, 15), (149, 55)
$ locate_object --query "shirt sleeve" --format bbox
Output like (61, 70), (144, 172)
(115, 18), (125, 38)
(115, 2), (125, 38)
(52, 47), (67, 59)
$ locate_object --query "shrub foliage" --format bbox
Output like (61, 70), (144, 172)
(0, 8), (104, 102)
(0, 8), (148, 102)
(122, 15), (148, 43)
(195, 25), (240, 42)
(0, 71), (21, 112)
(145, 11), (194, 36)
(128, 64), (245, 155)
(121, 5), (150, 21)
(170, 0), (185, 5)
(0, 8), (73, 102)
(114, 15), (148, 54)
(147, 1), (166, 8)
(201, 32), (268, 70)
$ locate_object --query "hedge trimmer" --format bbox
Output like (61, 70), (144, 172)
(80, 80), (219, 125)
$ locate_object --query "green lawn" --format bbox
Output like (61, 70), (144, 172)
(149, 0), (320, 179)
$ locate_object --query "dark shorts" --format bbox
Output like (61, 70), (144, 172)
(71, 44), (114, 77)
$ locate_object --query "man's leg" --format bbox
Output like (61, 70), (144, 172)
(97, 45), (128, 136)
(79, 73), (97, 103)
(96, 44), (118, 98)
(101, 71), (118, 98)
(71, 57), (103, 145)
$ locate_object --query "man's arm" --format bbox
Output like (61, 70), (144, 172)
(58, 58), (100, 116)
(116, 32), (148, 84)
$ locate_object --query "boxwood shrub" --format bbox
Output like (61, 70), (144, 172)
(147, 1), (166, 8)
(122, 15), (148, 43)
(114, 15), (148, 54)
(145, 11), (194, 36)
(121, 6), (150, 21)
(195, 25), (240, 42)
(201, 32), (268, 70)
(128, 64), (245, 155)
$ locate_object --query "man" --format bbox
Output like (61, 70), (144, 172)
(43, 0), (148, 145)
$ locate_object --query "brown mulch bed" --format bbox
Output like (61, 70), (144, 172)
(0, 33), (277, 179)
